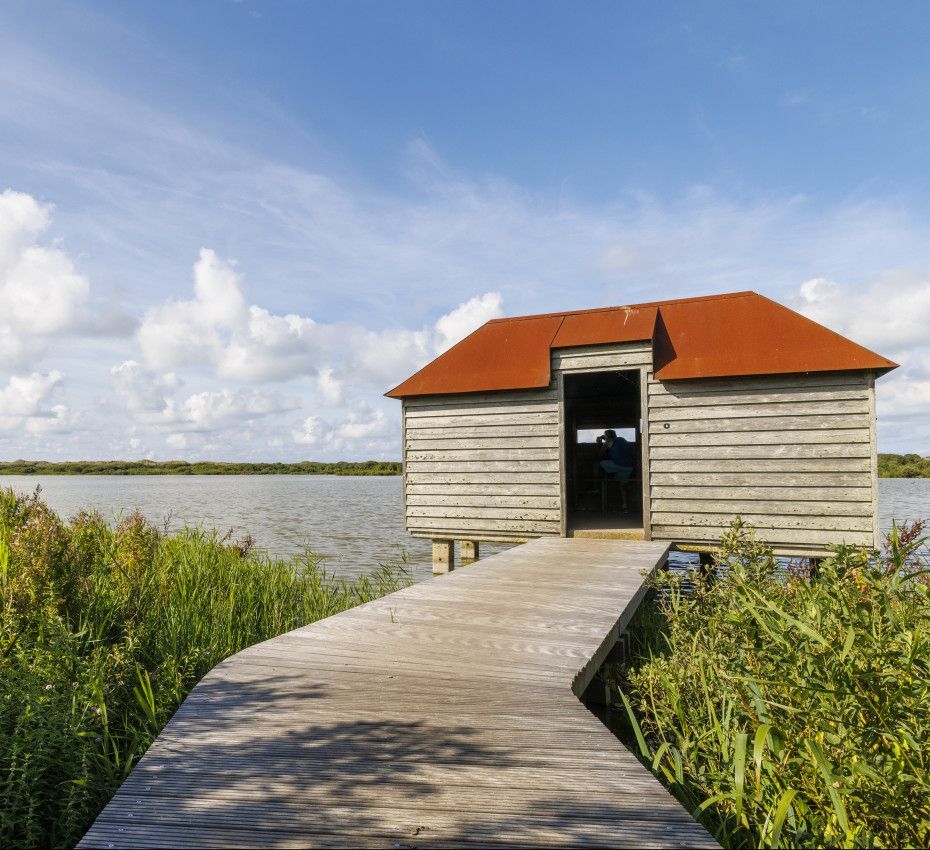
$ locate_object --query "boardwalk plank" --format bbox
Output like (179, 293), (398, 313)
(78, 538), (714, 849)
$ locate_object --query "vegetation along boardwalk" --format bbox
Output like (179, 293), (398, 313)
(79, 538), (714, 849)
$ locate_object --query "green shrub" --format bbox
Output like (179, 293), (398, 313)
(614, 517), (930, 848)
(0, 487), (410, 849)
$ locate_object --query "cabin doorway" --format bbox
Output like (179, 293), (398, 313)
(562, 370), (644, 537)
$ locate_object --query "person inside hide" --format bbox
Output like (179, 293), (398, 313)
(597, 429), (633, 512)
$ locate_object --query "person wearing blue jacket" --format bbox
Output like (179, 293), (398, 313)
(597, 429), (633, 511)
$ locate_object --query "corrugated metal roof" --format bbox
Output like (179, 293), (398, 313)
(387, 315), (563, 398)
(386, 291), (897, 398)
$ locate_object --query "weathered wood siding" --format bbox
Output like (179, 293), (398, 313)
(404, 387), (562, 541)
(648, 371), (879, 553)
(403, 336), (879, 554)
(552, 342), (653, 375)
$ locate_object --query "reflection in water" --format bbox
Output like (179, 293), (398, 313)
(0, 475), (926, 583)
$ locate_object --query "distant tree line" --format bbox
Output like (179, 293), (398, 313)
(0, 460), (402, 476)
(878, 453), (930, 478)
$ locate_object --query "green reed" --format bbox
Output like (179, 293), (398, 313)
(610, 517), (930, 848)
(0, 487), (410, 849)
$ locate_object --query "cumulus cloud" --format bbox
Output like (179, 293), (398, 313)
(110, 360), (181, 412)
(138, 247), (503, 392)
(793, 272), (930, 451)
(166, 433), (187, 450)
(0, 370), (70, 432)
(0, 190), (91, 369)
(316, 368), (343, 406)
(112, 355), (300, 436)
(178, 388), (300, 431)
(292, 401), (395, 456)
(434, 292), (504, 352)
(795, 271), (930, 355)
(138, 248), (323, 382)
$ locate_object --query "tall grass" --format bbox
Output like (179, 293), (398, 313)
(0, 487), (410, 849)
(612, 518), (930, 848)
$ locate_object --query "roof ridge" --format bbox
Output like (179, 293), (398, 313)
(486, 290), (755, 324)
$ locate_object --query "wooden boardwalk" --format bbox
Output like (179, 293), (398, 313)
(79, 538), (714, 849)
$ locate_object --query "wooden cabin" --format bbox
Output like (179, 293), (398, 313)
(386, 291), (897, 570)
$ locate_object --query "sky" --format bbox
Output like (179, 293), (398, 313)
(1, 0), (930, 461)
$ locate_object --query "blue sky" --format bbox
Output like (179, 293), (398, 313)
(1, 0), (929, 460)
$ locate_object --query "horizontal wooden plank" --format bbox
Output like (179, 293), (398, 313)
(405, 472), (561, 486)
(649, 457), (869, 473)
(649, 428), (870, 447)
(405, 423), (559, 439)
(650, 443), (871, 460)
(406, 448), (561, 462)
(405, 390), (557, 409)
(406, 402), (558, 419)
(649, 413), (869, 434)
(651, 498), (873, 517)
(651, 511), (873, 532)
(406, 436), (560, 450)
(409, 532), (535, 543)
(406, 494), (563, 509)
(649, 484), (873, 501)
(650, 471), (872, 487)
(405, 482), (562, 496)
(554, 352), (652, 372)
(555, 342), (652, 356)
(648, 371), (868, 395)
(405, 412), (560, 429)
(648, 386), (870, 408)
(407, 517), (562, 533)
(649, 398), (869, 421)
(405, 460), (561, 473)
(407, 506), (559, 521)
(652, 524), (874, 546)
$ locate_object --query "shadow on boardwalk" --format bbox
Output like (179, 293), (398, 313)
(85, 672), (706, 848)
(81, 539), (713, 849)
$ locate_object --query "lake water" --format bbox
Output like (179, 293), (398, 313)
(0, 475), (927, 583)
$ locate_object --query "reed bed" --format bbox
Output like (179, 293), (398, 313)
(612, 518), (930, 848)
(0, 487), (410, 850)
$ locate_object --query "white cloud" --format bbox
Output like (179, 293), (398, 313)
(110, 360), (181, 412)
(292, 402), (395, 456)
(793, 272), (930, 452)
(178, 387), (299, 431)
(795, 271), (930, 354)
(0, 370), (68, 432)
(434, 292), (503, 352)
(0, 190), (92, 370)
(138, 247), (504, 393)
(166, 433), (187, 450)
(316, 368), (343, 406)
(138, 248), (320, 381)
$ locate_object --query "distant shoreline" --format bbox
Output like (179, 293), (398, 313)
(0, 460), (402, 476)
(878, 454), (930, 478)
(0, 455), (925, 478)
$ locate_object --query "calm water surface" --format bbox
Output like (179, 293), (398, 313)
(0, 475), (515, 583)
(0, 475), (927, 582)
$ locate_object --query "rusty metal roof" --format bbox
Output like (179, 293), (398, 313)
(386, 291), (897, 398)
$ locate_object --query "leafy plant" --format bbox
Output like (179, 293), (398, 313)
(0, 487), (410, 849)
(612, 517), (930, 848)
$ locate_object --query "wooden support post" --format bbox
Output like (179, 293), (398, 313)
(432, 539), (455, 575)
(461, 540), (480, 562)
(698, 551), (717, 581)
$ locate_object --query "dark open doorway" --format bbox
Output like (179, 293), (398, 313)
(563, 370), (644, 536)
